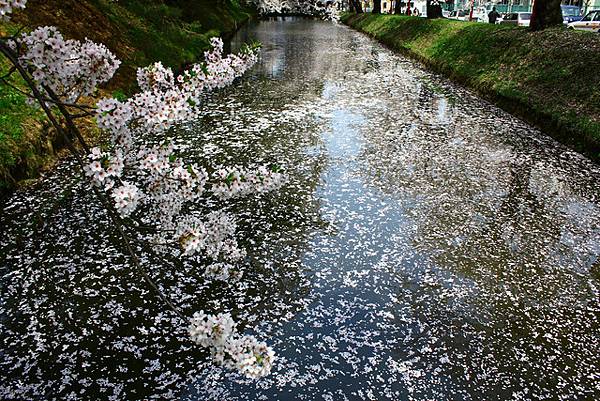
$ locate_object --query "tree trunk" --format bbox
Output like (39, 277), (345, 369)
(350, 0), (364, 13)
(394, 0), (403, 13)
(373, 0), (381, 13)
(530, 0), (563, 30)
(426, 0), (443, 18)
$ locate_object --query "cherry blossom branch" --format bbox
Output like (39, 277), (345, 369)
(1, 4), (279, 376)
(0, 75), (95, 114)
(0, 41), (79, 158)
(42, 84), (92, 154)
(111, 213), (187, 320)
(0, 38), (186, 322)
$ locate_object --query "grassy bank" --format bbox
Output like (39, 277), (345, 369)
(0, 0), (254, 195)
(11, 0), (255, 89)
(342, 13), (600, 160)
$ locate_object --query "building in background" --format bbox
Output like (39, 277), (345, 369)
(362, 0), (427, 13)
(448, 0), (532, 13)
(444, 0), (593, 14)
(581, 0), (600, 13)
(362, 0), (597, 15)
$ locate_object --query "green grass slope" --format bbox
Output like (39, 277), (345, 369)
(342, 13), (600, 160)
(11, 0), (255, 88)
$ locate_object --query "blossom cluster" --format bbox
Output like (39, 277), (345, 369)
(204, 262), (243, 281)
(320, 2), (342, 22)
(189, 311), (276, 379)
(0, 0), (26, 21)
(250, 0), (342, 20)
(173, 213), (246, 281)
(111, 182), (140, 217)
(174, 212), (243, 261)
(18, 26), (120, 102)
(175, 38), (260, 104)
(96, 38), (260, 144)
(7, 8), (280, 378)
(83, 148), (140, 217)
(136, 61), (174, 92)
(88, 37), (280, 251)
(83, 147), (124, 189)
(211, 165), (285, 199)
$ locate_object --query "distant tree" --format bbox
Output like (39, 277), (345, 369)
(426, 0), (443, 18)
(373, 0), (381, 13)
(530, 0), (563, 30)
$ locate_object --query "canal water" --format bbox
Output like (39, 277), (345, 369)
(1, 18), (599, 401)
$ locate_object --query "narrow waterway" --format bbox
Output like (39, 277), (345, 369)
(1, 18), (599, 401)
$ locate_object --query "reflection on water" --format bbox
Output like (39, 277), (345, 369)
(1, 18), (599, 401)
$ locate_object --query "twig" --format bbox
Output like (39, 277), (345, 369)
(0, 65), (16, 80)
(0, 77), (96, 113)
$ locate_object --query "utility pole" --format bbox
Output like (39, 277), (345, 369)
(469, 0), (475, 20)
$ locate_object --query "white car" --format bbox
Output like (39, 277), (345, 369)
(448, 10), (470, 21)
(567, 10), (600, 32)
(499, 12), (531, 27)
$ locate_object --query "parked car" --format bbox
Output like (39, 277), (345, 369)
(561, 5), (583, 24)
(567, 10), (600, 32)
(448, 9), (470, 21)
(499, 12), (531, 27)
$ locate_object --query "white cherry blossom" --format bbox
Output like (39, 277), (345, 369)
(2, 2), (278, 380)
(0, 0), (27, 21)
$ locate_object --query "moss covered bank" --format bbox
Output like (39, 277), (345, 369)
(0, 0), (254, 195)
(342, 13), (600, 161)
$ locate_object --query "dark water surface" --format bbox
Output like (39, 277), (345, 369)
(1, 18), (599, 400)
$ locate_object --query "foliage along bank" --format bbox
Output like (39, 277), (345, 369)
(342, 13), (600, 161)
(0, 0), (254, 195)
